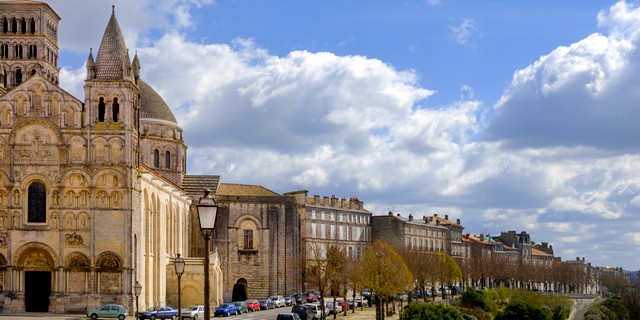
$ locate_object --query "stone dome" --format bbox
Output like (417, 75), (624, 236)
(138, 79), (178, 125)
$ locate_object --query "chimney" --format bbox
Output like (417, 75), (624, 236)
(445, 214), (449, 220)
(433, 213), (438, 217)
(323, 196), (329, 206)
(313, 195), (319, 205)
(330, 195), (337, 207)
(456, 218), (461, 225)
(408, 213), (413, 221)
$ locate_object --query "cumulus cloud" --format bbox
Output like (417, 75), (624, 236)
(55, 0), (640, 269)
(486, 2), (640, 152)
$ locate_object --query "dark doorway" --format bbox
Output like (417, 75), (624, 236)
(25, 271), (51, 312)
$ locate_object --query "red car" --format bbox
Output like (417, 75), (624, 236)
(245, 299), (260, 312)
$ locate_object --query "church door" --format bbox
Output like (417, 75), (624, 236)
(25, 271), (51, 312)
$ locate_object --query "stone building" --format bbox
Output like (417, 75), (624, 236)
(371, 212), (463, 256)
(213, 183), (302, 300)
(0, 1), (222, 314)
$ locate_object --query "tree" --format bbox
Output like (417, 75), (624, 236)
(436, 252), (462, 299)
(356, 240), (413, 320)
(494, 300), (552, 320)
(305, 242), (331, 320)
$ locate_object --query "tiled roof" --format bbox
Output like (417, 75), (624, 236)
(532, 248), (554, 257)
(182, 175), (220, 200)
(139, 79), (177, 124)
(217, 183), (281, 197)
(95, 8), (127, 80)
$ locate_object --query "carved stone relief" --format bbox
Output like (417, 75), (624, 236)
(64, 232), (83, 246)
(70, 140), (85, 163)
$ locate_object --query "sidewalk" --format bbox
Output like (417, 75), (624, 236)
(336, 306), (400, 320)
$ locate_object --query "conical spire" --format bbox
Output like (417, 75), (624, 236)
(86, 48), (95, 80)
(94, 5), (128, 80)
(132, 51), (141, 82)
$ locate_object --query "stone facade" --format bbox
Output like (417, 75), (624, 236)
(0, 1), (222, 314)
(213, 183), (302, 300)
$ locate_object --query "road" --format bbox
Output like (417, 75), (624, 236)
(569, 298), (596, 320)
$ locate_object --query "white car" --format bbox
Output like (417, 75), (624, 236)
(326, 301), (342, 315)
(181, 305), (204, 319)
(270, 295), (286, 308)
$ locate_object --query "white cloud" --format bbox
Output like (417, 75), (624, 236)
(449, 18), (479, 46)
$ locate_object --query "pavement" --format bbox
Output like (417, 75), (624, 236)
(0, 306), (402, 320)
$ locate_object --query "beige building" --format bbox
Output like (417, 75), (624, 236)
(0, 1), (222, 314)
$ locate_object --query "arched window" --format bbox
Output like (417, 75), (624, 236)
(20, 17), (26, 34)
(28, 182), (46, 223)
(14, 44), (22, 59)
(11, 18), (16, 34)
(98, 97), (105, 122)
(165, 151), (170, 169)
(112, 97), (119, 122)
(30, 18), (35, 34)
(31, 69), (36, 76)
(0, 44), (7, 58)
(2, 17), (7, 33)
(15, 68), (22, 85)
(153, 149), (159, 168)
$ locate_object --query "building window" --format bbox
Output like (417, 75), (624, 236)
(153, 149), (159, 167)
(112, 97), (119, 122)
(165, 151), (171, 169)
(30, 18), (35, 34)
(243, 229), (253, 249)
(15, 68), (22, 85)
(28, 182), (46, 223)
(98, 97), (105, 122)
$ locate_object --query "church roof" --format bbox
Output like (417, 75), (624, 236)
(139, 79), (178, 124)
(217, 183), (282, 197)
(182, 175), (220, 200)
(95, 6), (128, 80)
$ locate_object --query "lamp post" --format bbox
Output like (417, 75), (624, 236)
(196, 188), (218, 320)
(174, 253), (185, 320)
(133, 281), (142, 318)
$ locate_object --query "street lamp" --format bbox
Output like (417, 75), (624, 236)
(196, 188), (218, 320)
(133, 281), (142, 318)
(174, 253), (185, 320)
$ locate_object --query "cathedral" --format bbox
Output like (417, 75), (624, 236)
(0, 1), (226, 314)
(0, 0), (302, 314)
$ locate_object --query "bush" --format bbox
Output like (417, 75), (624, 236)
(401, 302), (464, 320)
(461, 288), (489, 311)
(494, 300), (552, 320)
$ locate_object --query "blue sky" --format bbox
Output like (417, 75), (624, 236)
(53, 0), (639, 270)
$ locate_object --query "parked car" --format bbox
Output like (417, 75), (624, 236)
(87, 304), (128, 320)
(291, 304), (312, 320)
(276, 312), (302, 320)
(180, 305), (204, 319)
(270, 295), (286, 308)
(284, 295), (294, 306)
(137, 306), (178, 319)
(259, 298), (275, 310)
(292, 293), (305, 305)
(214, 303), (238, 317)
(245, 299), (260, 312)
(233, 301), (248, 314)
(326, 301), (342, 315)
(303, 303), (321, 320)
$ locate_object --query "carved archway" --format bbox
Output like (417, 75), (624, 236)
(14, 242), (56, 271)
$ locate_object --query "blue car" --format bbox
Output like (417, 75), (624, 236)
(214, 303), (238, 317)
(137, 306), (178, 319)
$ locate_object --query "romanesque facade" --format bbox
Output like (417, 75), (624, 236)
(213, 183), (302, 300)
(0, 1), (222, 314)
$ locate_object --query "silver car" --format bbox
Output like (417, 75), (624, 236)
(270, 295), (286, 308)
(180, 305), (204, 319)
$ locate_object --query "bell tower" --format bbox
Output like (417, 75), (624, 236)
(0, 1), (60, 89)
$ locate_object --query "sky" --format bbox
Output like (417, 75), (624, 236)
(49, 0), (639, 270)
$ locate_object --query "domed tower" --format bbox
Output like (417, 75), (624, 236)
(138, 76), (187, 186)
(0, 1), (61, 88)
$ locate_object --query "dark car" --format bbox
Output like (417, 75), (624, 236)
(245, 299), (260, 312)
(291, 304), (313, 320)
(276, 312), (301, 320)
(137, 306), (178, 319)
(233, 301), (248, 314)
(214, 303), (238, 317)
(259, 299), (275, 310)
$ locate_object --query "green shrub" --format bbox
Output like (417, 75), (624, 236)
(461, 288), (489, 311)
(494, 300), (552, 320)
(401, 302), (464, 320)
